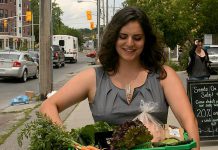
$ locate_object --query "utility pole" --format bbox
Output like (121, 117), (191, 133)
(97, 0), (100, 52)
(106, 0), (108, 25)
(113, 0), (115, 15)
(39, 0), (53, 100)
(31, 13), (34, 49)
(102, 0), (105, 27)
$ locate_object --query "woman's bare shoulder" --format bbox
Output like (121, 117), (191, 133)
(161, 65), (181, 83)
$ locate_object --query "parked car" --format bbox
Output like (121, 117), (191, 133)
(0, 50), (39, 82)
(27, 50), (39, 64)
(51, 45), (65, 68)
(204, 45), (218, 69)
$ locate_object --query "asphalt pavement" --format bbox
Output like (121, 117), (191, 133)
(0, 63), (95, 150)
(0, 68), (218, 149)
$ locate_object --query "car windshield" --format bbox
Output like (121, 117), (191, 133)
(52, 45), (60, 51)
(207, 47), (218, 55)
(0, 53), (20, 60)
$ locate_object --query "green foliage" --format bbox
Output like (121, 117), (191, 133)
(110, 119), (153, 149)
(124, 0), (218, 48)
(17, 112), (78, 150)
(30, 0), (83, 47)
(79, 121), (114, 145)
(166, 61), (181, 71)
(179, 50), (189, 71)
(17, 112), (114, 149)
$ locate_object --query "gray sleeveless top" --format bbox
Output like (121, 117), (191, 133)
(89, 67), (169, 125)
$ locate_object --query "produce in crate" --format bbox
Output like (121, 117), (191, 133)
(110, 119), (153, 149)
(17, 112), (195, 150)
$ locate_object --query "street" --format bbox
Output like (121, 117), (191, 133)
(0, 58), (218, 149)
(0, 52), (93, 109)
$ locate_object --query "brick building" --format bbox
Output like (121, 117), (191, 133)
(0, 0), (32, 50)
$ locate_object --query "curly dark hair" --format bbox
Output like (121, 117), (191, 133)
(98, 6), (166, 79)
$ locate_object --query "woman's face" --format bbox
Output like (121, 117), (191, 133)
(115, 21), (145, 62)
(197, 41), (203, 49)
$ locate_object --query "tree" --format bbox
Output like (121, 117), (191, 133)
(30, 0), (83, 47)
(124, 0), (218, 48)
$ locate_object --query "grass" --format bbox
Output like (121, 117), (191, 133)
(0, 103), (41, 145)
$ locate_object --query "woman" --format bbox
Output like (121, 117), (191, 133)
(187, 39), (210, 80)
(40, 6), (200, 149)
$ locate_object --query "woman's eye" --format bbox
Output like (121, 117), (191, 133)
(133, 36), (142, 41)
(119, 34), (127, 39)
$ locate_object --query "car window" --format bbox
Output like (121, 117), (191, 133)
(0, 53), (20, 60)
(207, 47), (218, 55)
(52, 45), (60, 51)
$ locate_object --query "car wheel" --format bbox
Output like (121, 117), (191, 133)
(70, 59), (74, 63)
(21, 70), (28, 82)
(33, 68), (39, 79)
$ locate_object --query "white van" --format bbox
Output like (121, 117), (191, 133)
(52, 35), (78, 63)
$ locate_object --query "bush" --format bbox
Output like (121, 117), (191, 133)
(166, 61), (181, 71)
(178, 43), (192, 71)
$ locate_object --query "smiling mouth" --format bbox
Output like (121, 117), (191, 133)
(123, 48), (135, 52)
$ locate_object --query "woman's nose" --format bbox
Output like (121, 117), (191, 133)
(126, 37), (134, 46)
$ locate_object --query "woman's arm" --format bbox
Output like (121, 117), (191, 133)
(161, 66), (200, 150)
(39, 67), (96, 125)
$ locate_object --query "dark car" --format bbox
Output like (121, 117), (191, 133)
(27, 50), (39, 64)
(51, 45), (65, 68)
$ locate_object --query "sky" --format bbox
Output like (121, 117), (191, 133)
(55, 0), (125, 29)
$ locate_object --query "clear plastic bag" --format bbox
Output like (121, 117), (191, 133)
(133, 100), (165, 142)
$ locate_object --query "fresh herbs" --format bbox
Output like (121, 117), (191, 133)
(17, 112), (113, 150)
(79, 121), (114, 145)
(17, 112), (78, 150)
(110, 119), (153, 149)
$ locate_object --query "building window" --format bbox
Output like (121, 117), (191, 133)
(5, 0), (8, 3)
(5, 10), (8, 18)
(0, 24), (3, 32)
(0, 0), (4, 3)
(0, 9), (4, 18)
(6, 39), (9, 47)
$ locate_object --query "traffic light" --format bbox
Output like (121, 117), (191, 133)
(90, 22), (95, 30)
(26, 11), (32, 22)
(86, 10), (92, 20)
(3, 19), (7, 28)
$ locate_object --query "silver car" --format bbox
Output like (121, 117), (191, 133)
(0, 50), (39, 82)
(205, 45), (218, 69)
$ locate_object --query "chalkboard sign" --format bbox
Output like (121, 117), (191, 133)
(187, 79), (218, 140)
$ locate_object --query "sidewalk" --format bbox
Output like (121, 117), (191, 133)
(0, 63), (96, 149)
